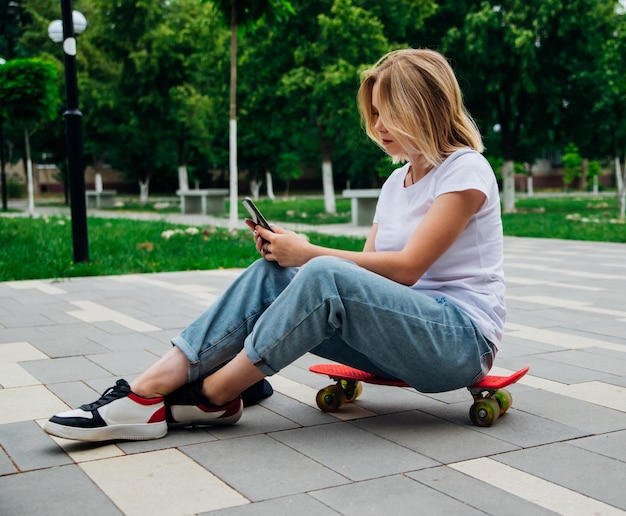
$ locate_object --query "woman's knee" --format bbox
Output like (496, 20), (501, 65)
(299, 256), (356, 278)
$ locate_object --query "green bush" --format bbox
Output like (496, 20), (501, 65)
(7, 179), (25, 198)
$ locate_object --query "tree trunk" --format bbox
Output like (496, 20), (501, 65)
(139, 178), (150, 203)
(265, 170), (275, 200)
(177, 137), (189, 191)
(228, 4), (239, 230)
(178, 166), (189, 192)
(618, 154), (625, 220)
(319, 132), (336, 214)
(322, 159), (336, 214)
(501, 159), (516, 213)
(23, 127), (34, 216)
(250, 178), (262, 199)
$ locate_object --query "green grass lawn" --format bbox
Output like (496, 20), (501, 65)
(502, 195), (625, 242)
(1, 194), (624, 281)
(0, 215), (365, 281)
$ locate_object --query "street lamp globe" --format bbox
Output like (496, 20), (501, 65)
(47, 20), (63, 43)
(72, 10), (88, 34)
(47, 11), (88, 43)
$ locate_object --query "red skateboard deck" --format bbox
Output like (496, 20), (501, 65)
(309, 364), (529, 427)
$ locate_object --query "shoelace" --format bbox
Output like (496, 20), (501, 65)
(79, 379), (130, 410)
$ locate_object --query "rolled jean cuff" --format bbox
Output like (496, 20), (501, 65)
(171, 335), (202, 383)
(244, 336), (278, 376)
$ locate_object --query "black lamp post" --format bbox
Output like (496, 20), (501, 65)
(48, 1), (89, 263)
(0, 57), (6, 211)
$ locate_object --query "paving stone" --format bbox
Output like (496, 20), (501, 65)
(495, 442), (626, 511)
(408, 466), (557, 516)
(500, 355), (615, 384)
(19, 356), (112, 384)
(0, 362), (43, 388)
(0, 421), (73, 471)
(182, 434), (348, 502)
(117, 427), (217, 454)
(311, 474), (484, 515)
(27, 333), (108, 358)
(255, 391), (338, 427)
(0, 385), (68, 424)
(451, 456), (622, 515)
(352, 410), (519, 464)
(0, 447), (17, 476)
(513, 389), (626, 434)
(203, 493), (338, 515)
(0, 464), (123, 516)
(542, 349), (626, 377)
(203, 404), (302, 439)
(44, 380), (106, 411)
(85, 350), (161, 376)
(0, 341), (49, 362)
(79, 448), (248, 515)
(272, 421), (438, 481)
(86, 331), (166, 352)
(569, 429), (626, 462)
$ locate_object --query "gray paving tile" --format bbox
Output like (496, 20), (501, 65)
(29, 323), (111, 358)
(0, 326), (47, 344)
(85, 350), (161, 376)
(19, 356), (112, 383)
(117, 426), (218, 454)
(203, 493), (338, 515)
(257, 391), (337, 427)
(569, 430), (626, 462)
(310, 474), (484, 515)
(0, 447), (17, 476)
(182, 434), (349, 502)
(542, 349), (626, 377)
(272, 421), (438, 481)
(0, 464), (122, 516)
(495, 443), (626, 510)
(497, 338), (562, 357)
(464, 408), (591, 449)
(81, 330), (164, 352)
(513, 389), (626, 434)
(408, 466), (558, 516)
(351, 410), (519, 464)
(45, 380), (102, 409)
(0, 421), (73, 471)
(27, 332), (108, 358)
(203, 404), (302, 439)
(499, 355), (615, 384)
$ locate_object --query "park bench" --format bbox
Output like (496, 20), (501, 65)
(85, 189), (116, 208)
(177, 189), (229, 215)
(342, 188), (381, 226)
(86, 173), (116, 209)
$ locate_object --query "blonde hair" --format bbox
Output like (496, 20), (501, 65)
(357, 48), (483, 166)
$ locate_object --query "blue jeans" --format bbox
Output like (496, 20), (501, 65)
(172, 257), (495, 393)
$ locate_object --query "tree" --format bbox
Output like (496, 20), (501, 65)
(213, 0), (295, 228)
(0, 58), (60, 214)
(278, 0), (390, 213)
(575, 2), (626, 218)
(85, 0), (230, 200)
(428, 0), (617, 212)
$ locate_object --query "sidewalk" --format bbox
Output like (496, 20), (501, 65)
(1, 206), (626, 515)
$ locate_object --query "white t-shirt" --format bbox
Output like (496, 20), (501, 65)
(373, 149), (506, 347)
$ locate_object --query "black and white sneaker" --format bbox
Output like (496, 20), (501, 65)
(165, 380), (243, 428)
(44, 379), (167, 442)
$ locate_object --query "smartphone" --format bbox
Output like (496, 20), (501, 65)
(242, 197), (274, 232)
